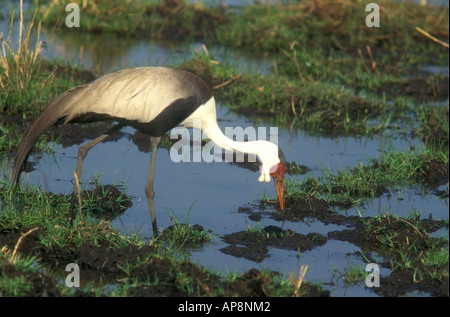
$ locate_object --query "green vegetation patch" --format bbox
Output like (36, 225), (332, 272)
(38, 0), (226, 40)
(283, 148), (448, 207)
(182, 53), (385, 135)
(38, 0), (449, 60)
(36, 0), (448, 104)
(1, 0), (448, 297)
(329, 213), (448, 296)
(2, 0), (445, 146)
(221, 224), (326, 263)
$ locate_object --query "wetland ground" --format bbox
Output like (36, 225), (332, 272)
(0, 0), (448, 298)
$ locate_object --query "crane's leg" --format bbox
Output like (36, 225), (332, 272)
(68, 123), (123, 224)
(145, 136), (161, 236)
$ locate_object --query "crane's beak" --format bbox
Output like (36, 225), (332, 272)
(270, 162), (285, 211)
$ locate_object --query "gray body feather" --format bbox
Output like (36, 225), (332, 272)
(11, 67), (212, 186)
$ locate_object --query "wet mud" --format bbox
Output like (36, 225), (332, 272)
(0, 225), (328, 297)
(221, 226), (326, 263)
(328, 215), (448, 297)
(3, 184), (444, 296)
(229, 195), (448, 297)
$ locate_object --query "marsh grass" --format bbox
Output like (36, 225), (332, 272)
(182, 51), (386, 135)
(0, 244), (42, 296)
(284, 147), (448, 207)
(0, 182), (106, 248)
(37, 0), (449, 52)
(0, 1), (96, 120)
(327, 210), (448, 293)
(33, 0), (449, 140)
(0, 3), (98, 155)
(157, 206), (215, 245)
(331, 262), (367, 286)
(416, 105), (449, 151)
(0, 0), (49, 116)
(38, 0), (225, 40)
(217, 0), (448, 55)
(361, 212), (449, 285)
(1, 0), (448, 297)
(40, 0), (152, 35)
(0, 180), (139, 296)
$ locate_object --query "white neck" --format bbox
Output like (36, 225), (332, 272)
(202, 124), (259, 155)
(181, 97), (280, 182)
(202, 124), (279, 183)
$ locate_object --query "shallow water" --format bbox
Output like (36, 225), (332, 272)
(1, 0), (448, 296)
(7, 100), (447, 296)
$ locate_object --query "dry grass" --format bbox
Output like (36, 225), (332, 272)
(0, 0), (45, 93)
(290, 265), (309, 296)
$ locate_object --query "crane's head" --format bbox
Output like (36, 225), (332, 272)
(257, 142), (287, 211)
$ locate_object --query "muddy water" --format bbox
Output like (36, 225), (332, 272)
(1, 1), (448, 297)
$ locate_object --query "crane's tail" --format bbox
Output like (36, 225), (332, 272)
(10, 86), (83, 188)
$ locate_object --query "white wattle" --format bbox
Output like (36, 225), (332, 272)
(258, 173), (265, 182)
(259, 165), (272, 183)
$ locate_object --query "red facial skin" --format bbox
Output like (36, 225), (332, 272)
(270, 162), (286, 210)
